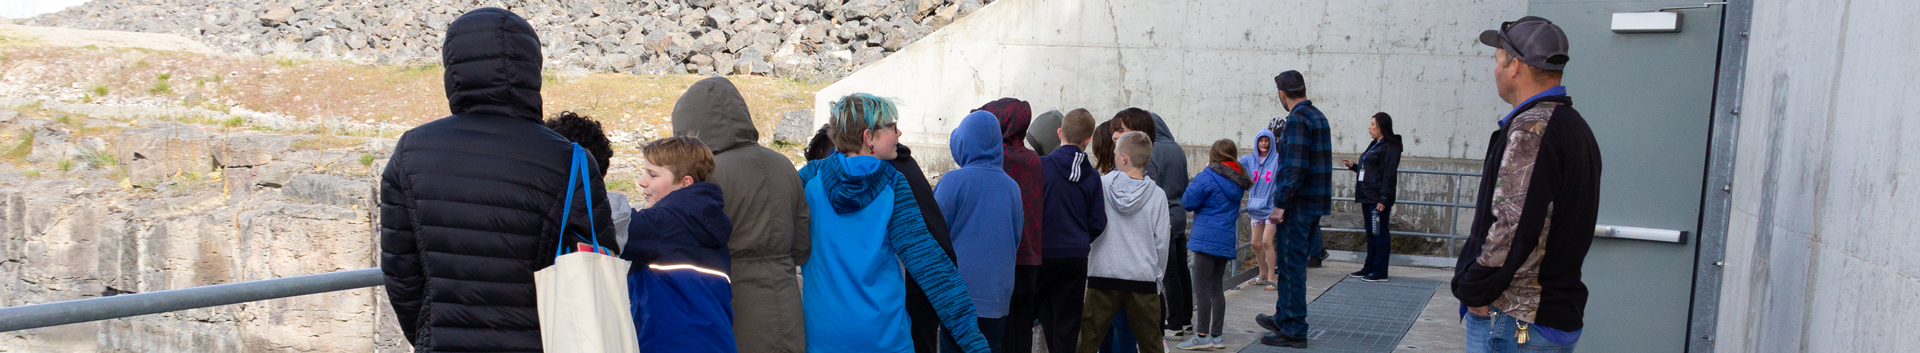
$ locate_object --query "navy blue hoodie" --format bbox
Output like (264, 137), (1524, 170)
(1038, 144), (1107, 258)
(623, 182), (737, 353)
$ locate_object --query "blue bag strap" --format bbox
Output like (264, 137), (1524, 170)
(555, 143), (605, 258)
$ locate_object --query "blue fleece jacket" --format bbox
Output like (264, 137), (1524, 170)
(1238, 129), (1281, 219)
(1038, 144), (1107, 258)
(1183, 164), (1251, 259)
(934, 111), (1025, 318)
(798, 154), (991, 353)
(621, 182), (737, 353)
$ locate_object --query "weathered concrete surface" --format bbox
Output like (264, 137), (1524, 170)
(1715, 0), (1920, 351)
(816, 0), (1525, 161)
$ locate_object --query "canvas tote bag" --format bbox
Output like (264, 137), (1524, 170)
(535, 143), (641, 353)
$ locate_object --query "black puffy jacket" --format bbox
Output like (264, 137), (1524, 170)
(379, 8), (616, 353)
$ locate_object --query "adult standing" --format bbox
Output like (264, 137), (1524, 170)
(670, 76), (811, 353)
(1344, 112), (1403, 282)
(1252, 70), (1332, 348)
(1453, 16), (1602, 352)
(379, 7), (616, 352)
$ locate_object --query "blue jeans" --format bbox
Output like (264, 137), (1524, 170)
(1360, 204), (1391, 278)
(1309, 220), (1326, 259)
(1463, 307), (1577, 352)
(939, 316), (1007, 353)
(1269, 211), (1318, 339)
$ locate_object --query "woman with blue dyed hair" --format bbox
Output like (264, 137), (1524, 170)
(799, 93), (992, 353)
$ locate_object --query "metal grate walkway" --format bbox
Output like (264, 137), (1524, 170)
(1238, 277), (1440, 353)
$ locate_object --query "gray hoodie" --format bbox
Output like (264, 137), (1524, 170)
(1088, 170), (1171, 293)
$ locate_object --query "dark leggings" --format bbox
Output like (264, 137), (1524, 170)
(1190, 252), (1230, 337)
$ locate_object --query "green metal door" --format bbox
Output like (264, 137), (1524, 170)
(1526, 1), (1724, 352)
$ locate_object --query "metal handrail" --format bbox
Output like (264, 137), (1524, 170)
(1327, 167), (1480, 258)
(0, 268), (383, 332)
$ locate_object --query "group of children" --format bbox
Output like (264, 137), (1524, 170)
(541, 76), (1288, 353)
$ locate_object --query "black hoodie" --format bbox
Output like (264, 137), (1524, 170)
(379, 8), (615, 353)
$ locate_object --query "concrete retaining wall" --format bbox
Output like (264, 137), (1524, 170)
(1715, 0), (1920, 350)
(815, 0), (1526, 161)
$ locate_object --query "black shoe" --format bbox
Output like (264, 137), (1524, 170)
(1254, 314), (1281, 333)
(1348, 270), (1368, 278)
(1307, 257), (1324, 268)
(1363, 275), (1390, 283)
(1259, 332), (1310, 348)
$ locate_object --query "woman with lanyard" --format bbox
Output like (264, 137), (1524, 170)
(1342, 112), (1403, 282)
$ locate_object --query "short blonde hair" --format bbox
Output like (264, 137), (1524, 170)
(1115, 131), (1152, 170)
(642, 136), (715, 183)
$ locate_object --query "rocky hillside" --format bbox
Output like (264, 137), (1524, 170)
(24, 0), (991, 82)
(0, 23), (820, 351)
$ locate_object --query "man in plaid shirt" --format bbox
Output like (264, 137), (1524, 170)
(1253, 70), (1333, 349)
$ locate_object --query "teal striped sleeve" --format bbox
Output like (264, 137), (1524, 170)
(884, 170), (991, 353)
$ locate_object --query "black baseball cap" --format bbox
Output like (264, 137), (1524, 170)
(1274, 70), (1305, 93)
(1479, 16), (1570, 71)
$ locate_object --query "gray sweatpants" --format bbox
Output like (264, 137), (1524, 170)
(1191, 252), (1230, 336)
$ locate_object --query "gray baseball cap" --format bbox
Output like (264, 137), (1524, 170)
(1479, 16), (1570, 71)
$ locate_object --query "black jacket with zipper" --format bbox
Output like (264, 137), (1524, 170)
(1450, 95), (1602, 332)
(379, 8), (616, 352)
(1348, 136), (1403, 206)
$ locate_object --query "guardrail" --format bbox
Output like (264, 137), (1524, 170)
(0, 268), (383, 333)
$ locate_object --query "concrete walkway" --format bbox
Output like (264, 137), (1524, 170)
(1020, 260), (1462, 353)
(1210, 260), (1464, 353)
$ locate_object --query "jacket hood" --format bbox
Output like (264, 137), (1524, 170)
(671, 76), (757, 153)
(654, 182), (732, 248)
(1382, 133), (1404, 146)
(1103, 171), (1157, 213)
(973, 98), (1032, 147)
(950, 111), (1005, 170)
(816, 154), (894, 214)
(1150, 112), (1177, 144)
(1027, 109), (1063, 155)
(1208, 163), (1253, 190)
(442, 8), (543, 122)
(1254, 129), (1278, 159)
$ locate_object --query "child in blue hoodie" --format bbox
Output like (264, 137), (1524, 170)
(623, 136), (737, 353)
(934, 110), (1027, 353)
(801, 93), (991, 353)
(1177, 140), (1254, 350)
(1238, 129), (1282, 290)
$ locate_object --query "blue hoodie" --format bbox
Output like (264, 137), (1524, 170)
(1238, 129), (1281, 219)
(934, 111), (1025, 318)
(622, 182), (737, 353)
(799, 153), (991, 353)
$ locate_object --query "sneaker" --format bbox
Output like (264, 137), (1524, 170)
(1363, 275), (1390, 283)
(1165, 328), (1191, 341)
(1211, 335), (1226, 349)
(1307, 257), (1324, 268)
(1348, 270), (1368, 278)
(1258, 332), (1309, 348)
(1176, 335), (1212, 350)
